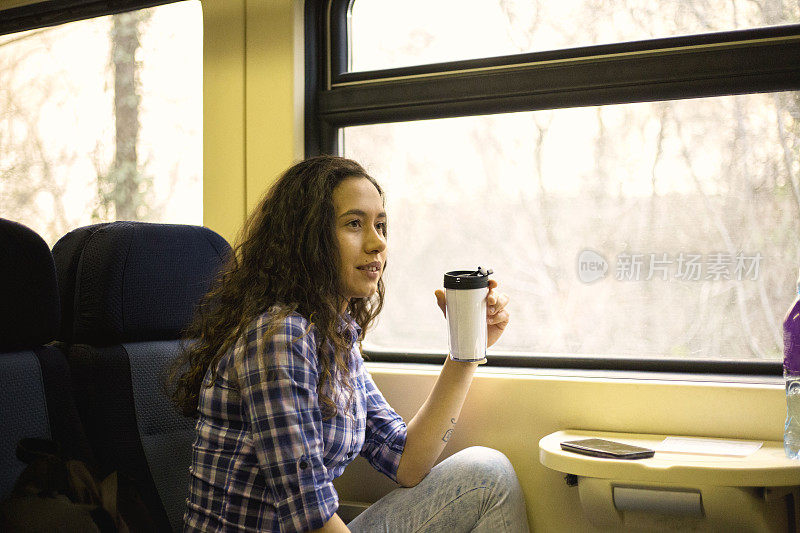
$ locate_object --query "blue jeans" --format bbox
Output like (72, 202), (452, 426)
(347, 446), (530, 532)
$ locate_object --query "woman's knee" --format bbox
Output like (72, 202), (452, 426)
(448, 446), (519, 483)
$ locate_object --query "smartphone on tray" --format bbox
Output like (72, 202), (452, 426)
(560, 438), (655, 459)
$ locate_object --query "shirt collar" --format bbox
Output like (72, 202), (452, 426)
(337, 311), (362, 346)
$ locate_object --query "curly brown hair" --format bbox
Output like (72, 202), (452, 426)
(168, 155), (386, 419)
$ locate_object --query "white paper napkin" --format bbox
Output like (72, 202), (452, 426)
(656, 437), (762, 457)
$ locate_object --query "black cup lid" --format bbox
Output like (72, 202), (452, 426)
(444, 267), (493, 289)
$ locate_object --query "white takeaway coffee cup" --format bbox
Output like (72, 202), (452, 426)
(444, 267), (493, 364)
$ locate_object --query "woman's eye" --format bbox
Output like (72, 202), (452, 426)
(346, 219), (385, 232)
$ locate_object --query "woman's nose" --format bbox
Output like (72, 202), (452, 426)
(366, 225), (387, 252)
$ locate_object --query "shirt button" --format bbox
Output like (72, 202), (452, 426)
(299, 460), (309, 469)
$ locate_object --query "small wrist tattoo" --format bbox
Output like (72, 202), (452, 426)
(442, 418), (457, 442)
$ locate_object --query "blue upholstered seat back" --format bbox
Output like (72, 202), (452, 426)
(53, 221), (230, 532)
(0, 218), (92, 499)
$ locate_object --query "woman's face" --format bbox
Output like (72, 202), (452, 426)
(332, 176), (387, 305)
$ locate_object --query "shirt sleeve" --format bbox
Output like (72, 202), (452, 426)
(237, 314), (338, 533)
(358, 363), (408, 483)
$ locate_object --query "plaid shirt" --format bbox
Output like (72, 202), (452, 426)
(184, 308), (408, 532)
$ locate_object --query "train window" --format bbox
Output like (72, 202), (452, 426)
(0, 1), (202, 247)
(310, 1), (800, 371)
(349, 0), (800, 72)
(343, 91), (798, 362)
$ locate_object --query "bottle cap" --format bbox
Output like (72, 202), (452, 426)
(444, 267), (493, 289)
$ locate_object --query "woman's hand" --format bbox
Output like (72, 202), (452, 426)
(434, 279), (510, 348)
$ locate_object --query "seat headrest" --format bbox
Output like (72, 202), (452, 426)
(52, 221), (231, 345)
(0, 219), (60, 350)
(51, 223), (112, 343)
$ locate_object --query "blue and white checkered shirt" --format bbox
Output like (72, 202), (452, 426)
(184, 308), (408, 532)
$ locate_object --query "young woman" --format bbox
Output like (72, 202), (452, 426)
(170, 156), (529, 532)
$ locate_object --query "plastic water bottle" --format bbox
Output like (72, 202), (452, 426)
(784, 269), (800, 459)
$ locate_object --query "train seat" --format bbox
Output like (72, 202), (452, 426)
(0, 218), (93, 500)
(50, 222), (112, 344)
(52, 221), (230, 532)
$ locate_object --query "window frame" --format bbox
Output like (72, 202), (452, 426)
(0, 0), (177, 35)
(307, 0), (800, 375)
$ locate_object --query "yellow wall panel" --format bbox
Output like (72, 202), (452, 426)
(244, 0), (304, 213)
(202, 0), (303, 245)
(202, 0), (247, 245)
(337, 365), (786, 532)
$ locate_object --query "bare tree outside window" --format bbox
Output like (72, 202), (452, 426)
(0, 1), (201, 247)
(96, 10), (153, 222)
